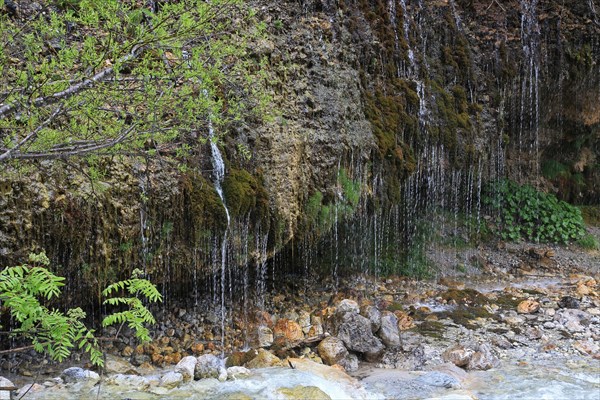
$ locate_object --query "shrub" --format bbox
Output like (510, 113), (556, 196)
(484, 180), (586, 244)
(0, 253), (162, 366)
(577, 233), (599, 250)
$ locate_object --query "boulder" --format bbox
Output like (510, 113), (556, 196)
(195, 354), (227, 381)
(15, 384), (44, 398)
(317, 337), (349, 366)
(338, 353), (359, 372)
(558, 296), (580, 309)
(336, 299), (360, 316)
(467, 344), (499, 370)
(258, 326), (274, 348)
(298, 311), (312, 334)
(273, 318), (304, 345)
(104, 354), (138, 375)
(394, 310), (415, 330)
(378, 311), (400, 347)
(555, 309), (590, 332)
(337, 313), (384, 361)
(105, 374), (150, 390)
(414, 371), (462, 389)
(61, 367), (100, 384)
(226, 366), (251, 380)
(442, 345), (474, 367)
(245, 348), (283, 368)
(278, 385), (331, 400)
(360, 305), (382, 333)
(0, 377), (15, 400)
(159, 371), (183, 389)
(517, 299), (540, 314)
(175, 356), (197, 382)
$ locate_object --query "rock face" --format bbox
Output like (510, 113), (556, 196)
(0, 0), (597, 317)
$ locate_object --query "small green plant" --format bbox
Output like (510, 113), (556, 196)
(102, 268), (162, 343)
(577, 233), (599, 250)
(484, 180), (586, 244)
(0, 253), (162, 366)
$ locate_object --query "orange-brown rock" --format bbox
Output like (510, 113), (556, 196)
(517, 299), (540, 314)
(151, 353), (164, 365)
(163, 352), (182, 365)
(273, 319), (304, 343)
(121, 346), (134, 357)
(393, 310), (415, 330)
(191, 342), (204, 355)
(576, 282), (592, 296)
(253, 310), (274, 328)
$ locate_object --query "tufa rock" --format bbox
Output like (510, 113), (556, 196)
(336, 299), (360, 316)
(245, 348), (283, 368)
(442, 345), (474, 367)
(558, 296), (580, 309)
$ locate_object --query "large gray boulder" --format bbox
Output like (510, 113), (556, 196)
(175, 356), (197, 382)
(195, 354), (227, 381)
(61, 367), (100, 384)
(378, 311), (400, 347)
(336, 299), (360, 316)
(337, 313), (384, 361)
(159, 371), (183, 389)
(360, 305), (382, 333)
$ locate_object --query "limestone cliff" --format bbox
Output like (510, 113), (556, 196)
(0, 0), (598, 303)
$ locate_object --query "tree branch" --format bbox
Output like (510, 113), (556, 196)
(2, 124), (137, 161)
(0, 45), (144, 120)
(0, 105), (64, 162)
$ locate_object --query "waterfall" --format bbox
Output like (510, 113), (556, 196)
(519, 0), (541, 180)
(209, 112), (231, 355)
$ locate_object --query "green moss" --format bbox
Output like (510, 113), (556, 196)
(223, 168), (269, 220)
(415, 320), (446, 339)
(182, 172), (227, 233)
(440, 306), (494, 329)
(338, 169), (360, 208)
(440, 288), (489, 307)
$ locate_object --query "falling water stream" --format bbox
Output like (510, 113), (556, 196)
(209, 119), (230, 355)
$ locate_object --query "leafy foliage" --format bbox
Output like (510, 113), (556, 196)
(577, 233), (599, 250)
(0, 254), (161, 367)
(102, 268), (162, 343)
(0, 0), (270, 163)
(0, 252), (102, 365)
(484, 180), (586, 244)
